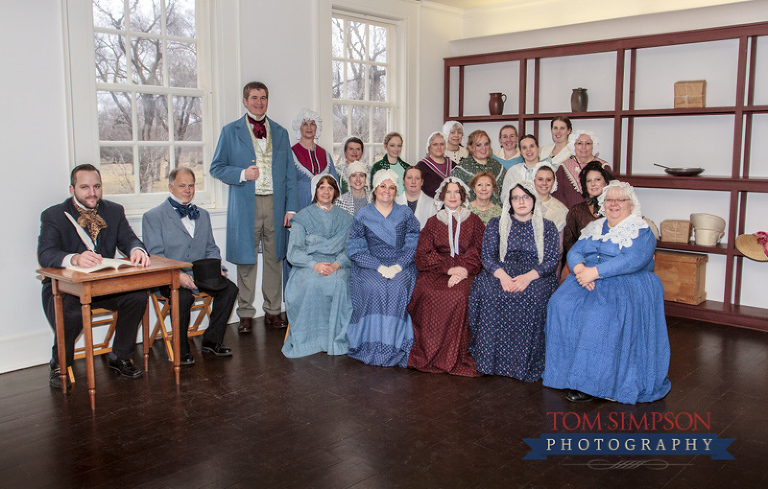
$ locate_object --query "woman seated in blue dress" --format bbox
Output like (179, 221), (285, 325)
(468, 180), (560, 381)
(543, 180), (671, 404)
(283, 175), (353, 358)
(347, 169), (421, 367)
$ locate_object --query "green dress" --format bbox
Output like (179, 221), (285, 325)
(450, 156), (507, 206)
(370, 156), (410, 195)
(468, 203), (502, 225)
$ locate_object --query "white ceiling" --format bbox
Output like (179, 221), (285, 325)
(423, 0), (516, 8)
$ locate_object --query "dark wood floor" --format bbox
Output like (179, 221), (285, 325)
(1, 316), (766, 489)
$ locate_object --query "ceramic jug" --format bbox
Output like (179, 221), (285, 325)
(489, 92), (506, 115)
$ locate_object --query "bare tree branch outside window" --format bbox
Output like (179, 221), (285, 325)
(331, 14), (393, 166)
(93, 0), (203, 195)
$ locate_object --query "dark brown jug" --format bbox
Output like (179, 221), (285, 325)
(489, 92), (507, 115)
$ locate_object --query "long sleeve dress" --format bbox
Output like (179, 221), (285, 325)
(451, 156), (507, 206)
(416, 156), (453, 198)
(468, 216), (560, 381)
(542, 218), (672, 404)
(291, 143), (338, 211)
(562, 200), (599, 256)
(347, 203), (421, 367)
(283, 204), (353, 358)
(407, 210), (485, 377)
(551, 156), (611, 209)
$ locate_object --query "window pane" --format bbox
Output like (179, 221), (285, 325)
(129, 0), (162, 34)
(369, 66), (386, 102)
(346, 62), (365, 100)
(98, 91), (132, 141)
(131, 37), (163, 85)
(350, 105), (370, 144)
(372, 107), (390, 145)
(139, 146), (170, 193)
(332, 60), (343, 99)
(369, 25), (387, 62)
(331, 17), (344, 58)
(346, 21), (367, 60)
(95, 33), (128, 83)
(93, 0), (124, 30)
(173, 96), (202, 141)
(137, 94), (169, 141)
(175, 145), (204, 185)
(168, 41), (197, 88)
(333, 104), (349, 145)
(100, 146), (135, 194)
(167, 0), (196, 38)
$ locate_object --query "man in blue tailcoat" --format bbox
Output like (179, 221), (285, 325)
(210, 81), (297, 333)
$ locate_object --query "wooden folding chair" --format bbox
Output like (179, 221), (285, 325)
(66, 308), (119, 383)
(149, 292), (212, 361)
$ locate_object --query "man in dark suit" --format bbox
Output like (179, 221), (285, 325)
(210, 81), (298, 333)
(38, 164), (151, 388)
(142, 167), (238, 366)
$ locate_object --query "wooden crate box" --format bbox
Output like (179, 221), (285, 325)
(654, 250), (707, 305)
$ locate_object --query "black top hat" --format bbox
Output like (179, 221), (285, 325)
(192, 258), (229, 292)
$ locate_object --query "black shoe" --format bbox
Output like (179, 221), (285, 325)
(179, 352), (196, 366)
(108, 357), (144, 379)
(565, 389), (594, 403)
(201, 341), (232, 357)
(49, 363), (72, 389)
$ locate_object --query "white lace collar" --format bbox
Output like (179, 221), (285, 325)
(579, 215), (648, 249)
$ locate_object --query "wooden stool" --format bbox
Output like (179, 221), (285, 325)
(67, 308), (118, 383)
(149, 292), (212, 361)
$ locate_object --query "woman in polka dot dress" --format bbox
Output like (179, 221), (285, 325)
(468, 180), (560, 381)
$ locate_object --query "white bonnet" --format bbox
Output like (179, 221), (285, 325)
(442, 121), (464, 137)
(597, 180), (642, 218)
(292, 108), (322, 141)
(426, 131), (445, 154)
(372, 169), (399, 192)
(567, 130), (600, 157)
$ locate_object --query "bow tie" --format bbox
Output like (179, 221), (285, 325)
(247, 115), (266, 139)
(168, 197), (200, 220)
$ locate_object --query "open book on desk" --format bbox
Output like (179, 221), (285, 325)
(66, 258), (134, 274)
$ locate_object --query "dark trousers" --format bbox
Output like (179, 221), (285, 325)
(42, 281), (146, 367)
(159, 278), (238, 355)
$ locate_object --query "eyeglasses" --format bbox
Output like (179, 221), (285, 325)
(604, 198), (631, 205)
(511, 195), (532, 202)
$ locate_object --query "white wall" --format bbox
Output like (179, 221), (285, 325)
(0, 0), (462, 374)
(0, 0), (71, 372)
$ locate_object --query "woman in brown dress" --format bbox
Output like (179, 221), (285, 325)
(407, 177), (484, 377)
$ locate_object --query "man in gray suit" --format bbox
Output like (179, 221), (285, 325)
(142, 168), (238, 365)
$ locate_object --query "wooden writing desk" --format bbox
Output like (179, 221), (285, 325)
(37, 255), (191, 410)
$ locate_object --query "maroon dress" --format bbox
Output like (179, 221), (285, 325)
(407, 210), (485, 377)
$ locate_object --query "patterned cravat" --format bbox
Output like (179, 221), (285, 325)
(247, 115), (266, 139)
(74, 199), (107, 242)
(168, 197), (200, 220)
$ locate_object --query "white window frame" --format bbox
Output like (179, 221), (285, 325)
(63, 0), (238, 213)
(330, 10), (401, 167)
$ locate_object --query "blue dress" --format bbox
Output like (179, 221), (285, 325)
(468, 216), (560, 380)
(542, 220), (672, 404)
(283, 205), (353, 358)
(347, 203), (421, 367)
